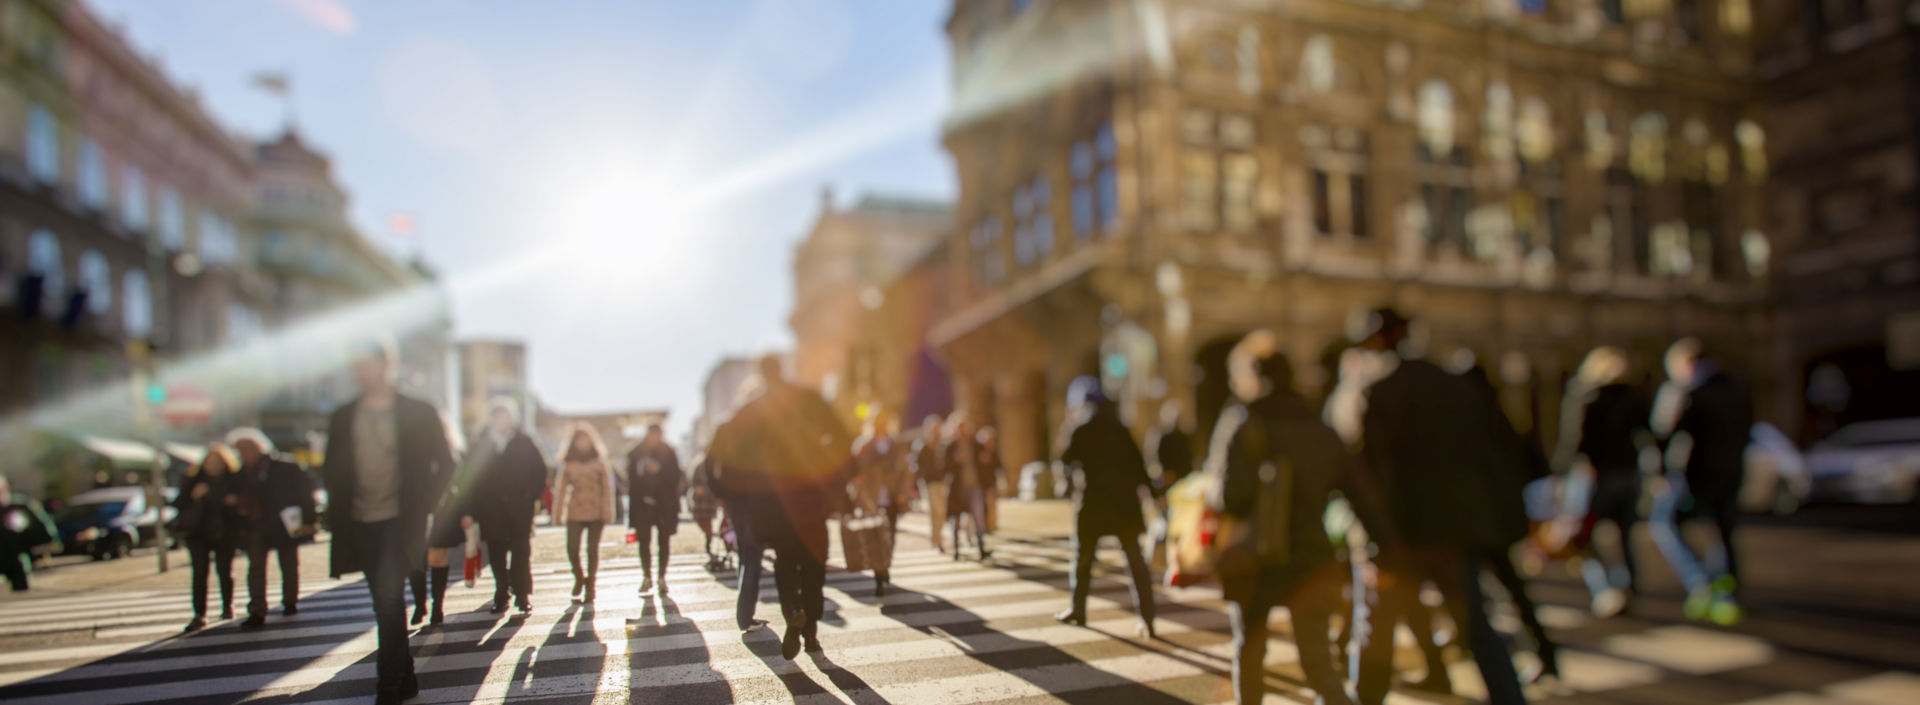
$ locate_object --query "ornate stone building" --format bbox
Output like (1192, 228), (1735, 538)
(935, 0), (1775, 470)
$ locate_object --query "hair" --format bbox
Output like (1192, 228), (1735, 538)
(1577, 346), (1629, 388)
(941, 410), (971, 443)
(487, 396), (521, 425)
(757, 355), (785, 385)
(561, 422), (607, 463)
(355, 335), (399, 366)
(195, 443), (241, 477)
(225, 427), (275, 453)
(1229, 329), (1295, 401)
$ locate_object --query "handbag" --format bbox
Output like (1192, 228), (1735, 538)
(1164, 406), (1293, 587)
(839, 512), (891, 573)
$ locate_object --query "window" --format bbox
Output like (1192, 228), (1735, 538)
(78, 137), (108, 210)
(1095, 124), (1119, 229)
(158, 187), (185, 252)
(1519, 0), (1548, 14)
(78, 250), (111, 316)
(1312, 170), (1332, 235)
(1181, 111), (1259, 233)
(1301, 36), (1336, 94)
(26, 104), (60, 184)
(971, 217), (1005, 286)
(27, 229), (64, 317)
(1684, 179), (1725, 277)
(123, 269), (153, 339)
(121, 165), (149, 232)
(1603, 0), (1626, 22)
(1607, 167), (1652, 273)
(1350, 173), (1370, 238)
(199, 211), (240, 265)
(1071, 122), (1121, 238)
(1181, 152), (1218, 231)
(1013, 176), (1054, 266)
(1306, 126), (1371, 238)
(1417, 80), (1456, 158)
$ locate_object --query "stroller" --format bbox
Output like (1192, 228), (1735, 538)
(703, 514), (738, 572)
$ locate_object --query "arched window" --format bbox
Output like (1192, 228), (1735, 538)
(26, 104), (60, 184)
(1302, 36), (1336, 94)
(78, 136), (108, 210)
(1517, 97), (1555, 163)
(27, 229), (64, 316)
(121, 164), (149, 232)
(1629, 111), (1668, 183)
(78, 250), (111, 316)
(1483, 82), (1515, 162)
(122, 269), (153, 338)
(1417, 79), (1455, 157)
(158, 186), (185, 251)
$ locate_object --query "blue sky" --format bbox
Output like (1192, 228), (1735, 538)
(89, 0), (956, 438)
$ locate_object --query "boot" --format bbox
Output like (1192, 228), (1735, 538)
(429, 566), (450, 625)
(572, 571), (585, 599)
(583, 575), (597, 604)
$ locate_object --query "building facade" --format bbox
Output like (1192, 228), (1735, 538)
(935, 0), (1774, 470)
(456, 339), (530, 437)
(694, 356), (760, 449)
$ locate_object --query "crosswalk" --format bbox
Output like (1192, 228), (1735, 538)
(0, 521), (1914, 705)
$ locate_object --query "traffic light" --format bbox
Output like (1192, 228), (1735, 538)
(147, 383), (166, 405)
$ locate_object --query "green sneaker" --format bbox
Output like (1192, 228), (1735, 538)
(1707, 595), (1746, 626)
(1684, 589), (1715, 621)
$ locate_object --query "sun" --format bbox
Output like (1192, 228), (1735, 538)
(548, 171), (703, 300)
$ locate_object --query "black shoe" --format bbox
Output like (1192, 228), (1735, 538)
(375, 673), (420, 705)
(219, 608), (233, 621)
(516, 600), (532, 615)
(490, 601), (508, 614)
(1054, 609), (1086, 627)
(182, 617), (206, 633)
(429, 607), (445, 626)
(411, 606), (427, 625)
(803, 636), (823, 653)
(572, 577), (584, 599)
(242, 615), (267, 629)
(874, 582), (886, 598)
(282, 604), (298, 617)
(781, 614), (805, 659)
(741, 619), (769, 635)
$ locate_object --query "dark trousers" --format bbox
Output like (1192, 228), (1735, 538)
(347, 519), (414, 694)
(566, 522), (604, 583)
(1357, 546), (1526, 705)
(246, 533), (299, 617)
(766, 515), (828, 634)
(1228, 568), (1351, 705)
(4, 551), (29, 591)
(634, 523), (671, 581)
(187, 539), (237, 618)
(488, 535), (532, 606)
(1487, 548), (1557, 668)
(732, 508), (766, 629)
(1589, 471), (1642, 593)
(1068, 521), (1155, 623)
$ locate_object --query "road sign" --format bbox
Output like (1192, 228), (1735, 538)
(159, 384), (214, 428)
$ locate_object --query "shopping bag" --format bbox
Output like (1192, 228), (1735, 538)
(839, 513), (891, 573)
(279, 506), (303, 540)
(1163, 473), (1220, 587)
(462, 524), (483, 587)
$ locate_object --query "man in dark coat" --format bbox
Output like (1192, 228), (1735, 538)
(465, 398), (548, 615)
(231, 428), (317, 628)
(1552, 346), (1652, 616)
(1054, 376), (1157, 637)
(0, 474), (58, 592)
(1207, 332), (1359, 705)
(910, 415), (950, 553)
(1345, 308), (1527, 705)
(319, 339), (456, 705)
(627, 424), (684, 596)
(1146, 400), (1195, 488)
(709, 356), (852, 659)
(1649, 338), (1753, 624)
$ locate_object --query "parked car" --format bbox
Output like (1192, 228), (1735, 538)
(53, 487), (177, 560)
(1804, 418), (1920, 505)
(1743, 422), (1810, 515)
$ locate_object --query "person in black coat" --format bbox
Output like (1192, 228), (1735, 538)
(0, 474), (58, 592)
(1649, 337), (1754, 623)
(1553, 346), (1653, 616)
(1054, 376), (1158, 638)
(175, 443), (247, 633)
(229, 428), (316, 629)
(465, 398), (548, 615)
(1346, 308), (1528, 705)
(320, 339), (456, 705)
(627, 424), (685, 596)
(1146, 400), (1195, 488)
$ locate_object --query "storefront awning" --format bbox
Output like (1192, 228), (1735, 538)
(78, 436), (161, 470)
(164, 443), (206, 465)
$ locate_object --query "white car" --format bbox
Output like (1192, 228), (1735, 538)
(1742, 422), (1810, 515)
(1804, 418), (1920, 505)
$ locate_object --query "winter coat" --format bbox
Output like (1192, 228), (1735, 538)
(627, 443), (685, 531)
(236, 454), (316, 542)
(173, 472), (245, 547)
(554, 458), (616, 526)
(707, 381), (853, 556)
(0, 493), (58, 561)
(1147, 423), (1196, 487)
(1659, 370), (1754, 501)
(850, 433), (912, 514)
(1208, 390), (1353, 605)
(1555, 382), (1652, 476)
(318, 393), (457, 578)
(1059, 404), (1155, 538)
(1357, 358), (1515, 552)
(468, 431), (548, 544)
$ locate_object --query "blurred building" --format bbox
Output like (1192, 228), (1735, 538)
(934, 0), (1773, 469)
(533, 402), (667, 466)
(251, 131), (454, 452)
(456, 338), (530, 436)
(843, 240), (959, 430)
(1753, 1), (1920, 441)
(694, 356), (759, 449)
(0, 1), (264, 495)
(788, 187), (951, 424)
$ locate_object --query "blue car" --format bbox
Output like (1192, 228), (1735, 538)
(53, 487), (177, 561)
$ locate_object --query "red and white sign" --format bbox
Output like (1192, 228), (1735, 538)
(160, 385), (214, 428)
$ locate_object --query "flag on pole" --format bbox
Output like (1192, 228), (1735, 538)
(251, 72), (290, 95)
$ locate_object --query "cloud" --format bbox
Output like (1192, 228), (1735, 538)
(274, 0), (356, 35)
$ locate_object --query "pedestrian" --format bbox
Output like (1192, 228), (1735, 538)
(849, 412), (910, 596)
(709, 355), (852, 659)
(711, 376), (772, 635)
(320, 338), (457, 705)
(1207, 331), (1358, 705)
(553, 422), (616, 604)
(688, 453), (722, 567)
(175, 443), (245, 633)
(1342, 307), (1528, 705)
(229, 428), (316, 629)
(911, 414), (950, 554)
(627, 424), (684, 597)
(1459, 360), (1561, 684)
(1649, 337), (1753, 625)
(413, 411), (471, 627)
(1146, 399), (1195, 488)
(943, 413), (991, 562)
(977, 425), (1004, 534)
(1552, 345), (1652, 617)
(464, 398), (547, 615)
(0, 475), (58, 592)
(1054, 376), (1157, 639)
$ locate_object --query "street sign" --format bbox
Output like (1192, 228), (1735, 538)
(158, 384), (214, 428)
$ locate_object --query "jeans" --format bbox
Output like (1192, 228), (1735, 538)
(634, 523), (672, 581)
(488, 535), (532, 606)
(246, 533), (300, 617)
(565, 522), (603, 584)
(1357, 546), (1526, 705)
(951, 485), (988, 552)
(732, 508), (767, 629)
(346, 519), (414, 694)
(1648, 475), (1739, 595)
(187, 539), (237, 618)
(766, 516), (828, 635)
(1068, 520), (1154, 624)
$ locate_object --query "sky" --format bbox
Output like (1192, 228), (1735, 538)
(88, 0), (957, 440)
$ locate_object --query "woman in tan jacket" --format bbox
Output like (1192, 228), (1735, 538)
(553, 423), (617, 603)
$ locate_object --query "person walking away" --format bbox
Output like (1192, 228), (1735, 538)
(0, 474), (59, 592)
(413, 413), (472, 626)
(1054, 376), (1158, 638)
(628, 424), (685, 596)
(911, 415), (951, 554)
(175, 444), (246, 632)
(465, 398), (547, 615)
(1552, 346), (1653, 617)
(710, 355), (853, 659)
(1649, 337), (1753, 625)
(1460, 361), (1561, 683)
(230, 428), (316, 628)
(321, 338), (456, 705)
(689, 454), (722, 567)
(944, 414), (991, 561)
(1208, 332), (1359, 705)
(850, 412), (911, 596)
(1145, 400), (1195, 572)
(978, 425), (1004, 534)
(552, 423), (616, 603)
(1343, 308), (1528, 705)
(711, 377), (773, 635)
